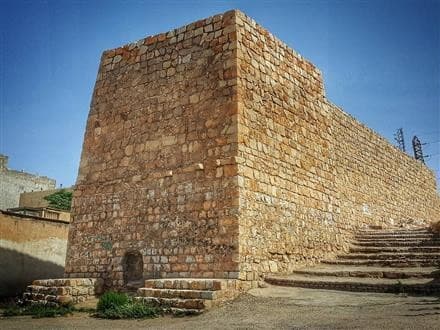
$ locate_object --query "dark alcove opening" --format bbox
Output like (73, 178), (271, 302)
(122, 251), (143, 289)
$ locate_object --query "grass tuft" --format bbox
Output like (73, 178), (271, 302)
(96, 291), (129, 312)
(95, 291), (160, 319)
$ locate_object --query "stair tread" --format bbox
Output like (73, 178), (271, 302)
(139, 288), (215, 293)
(350, 246), (440, 250)
(342, 252), (440, 256)
(266, 274), (439, 285)
(350, 249), (440, 254)
(141, 296), (206, 302)
(357, 232), (433, 235)
(359, 229), (430, 233)
(355, 238), (436, 242)
(294, 265), (439, 274)
(323, 259), (438, 266)
(144, 278), (226, 290)
(357, 235), (434, 238)
(137, 287), (217, 299)
(168, 307), (204, 315)
(137, 296), (211, 310)
(352, 241), (440, 246)
(145, 278), (226, 282)
(324, 258), (438, 262)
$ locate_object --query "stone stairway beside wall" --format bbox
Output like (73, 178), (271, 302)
(265, 228), (440, 295)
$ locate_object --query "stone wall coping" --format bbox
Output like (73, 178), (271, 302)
(0, 167), (55, 183)
(0, 210), (70, 225)
(329, 101), (436, 176)
(235, 10), (322, 77)
(102, 9), (238, 56)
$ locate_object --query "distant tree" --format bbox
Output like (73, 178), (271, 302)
(43, 189), (72, 211)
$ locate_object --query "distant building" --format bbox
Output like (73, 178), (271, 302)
(0, 154), (56, 210)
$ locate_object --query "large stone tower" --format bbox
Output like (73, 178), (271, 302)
(65, 10), (440, 291)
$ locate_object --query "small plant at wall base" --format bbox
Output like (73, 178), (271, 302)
(43, 189), (72, 211)
(95, 291), (161, 319)
(96, 291), (129, 311)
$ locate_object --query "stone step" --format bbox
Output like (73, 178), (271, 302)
(354, 240), (440, 246)
(358, 229), (430, 235)
(32, 278), (100, 287)
(168, 307), (204, 316)
(144, 278), (226, 291)
(355, 235), (438, 240)
(137, 288), (220, 300)
(339, 252), (440, 260)
(352, 240), (440, 247)
(355, 234), (435, 240)
(25, 284), (94, 297)
(264, 275), (440, 295)
(135, 296), (212, 310)
(350, 246), (440, 253)
(26, 285), (69, 296)
(323, 259), (439, 267)
(291, 265), (439, 279)
(357, 230), (431, 235)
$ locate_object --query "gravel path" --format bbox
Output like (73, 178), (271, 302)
(1, 286), (439, 329)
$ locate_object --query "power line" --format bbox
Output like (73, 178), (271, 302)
(418, 131), (439, 136)
(422, 140), (440, 145)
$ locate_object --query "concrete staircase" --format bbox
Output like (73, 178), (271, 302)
(265, 228), (440, 295)
(135, 278), (240, 314)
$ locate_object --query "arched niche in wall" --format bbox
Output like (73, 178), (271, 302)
(122, 250), (143, 286)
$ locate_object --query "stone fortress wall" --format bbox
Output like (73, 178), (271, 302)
(66, 11), (241, 287)
(332, 107), (439, 232)
(0, 154), (56, 210)
(67, 10), (440, 287)
(234, 11), (440, 280)
(235, 11), (339, 280)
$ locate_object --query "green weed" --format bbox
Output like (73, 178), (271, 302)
(95, 291), (161, 319)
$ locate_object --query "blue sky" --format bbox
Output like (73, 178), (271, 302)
(0, 0), (439, 187)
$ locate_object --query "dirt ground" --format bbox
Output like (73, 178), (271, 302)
(1, 286), (439, 329)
